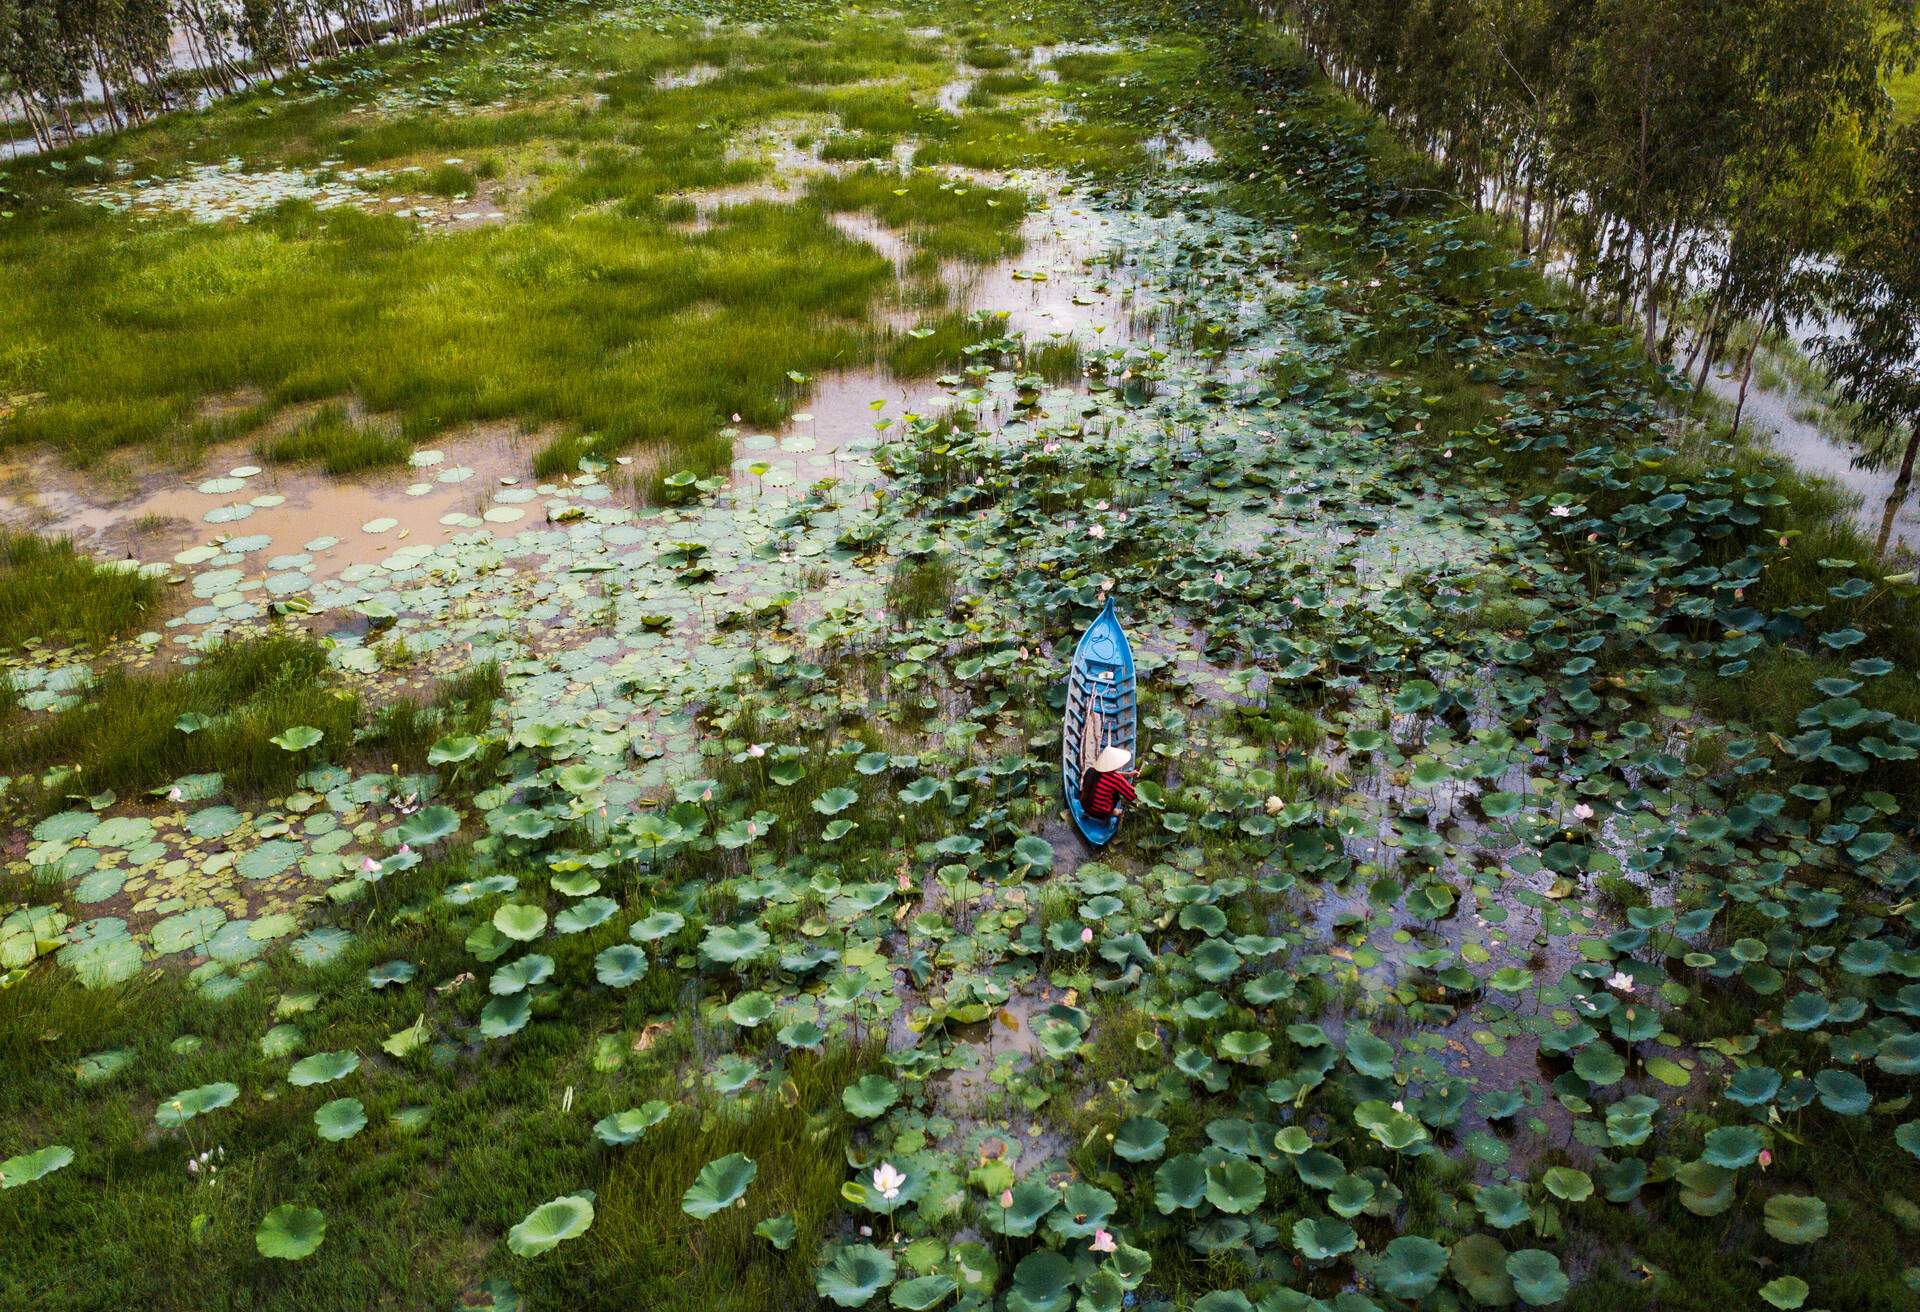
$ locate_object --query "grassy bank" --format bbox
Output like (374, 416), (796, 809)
(0, 1), (1036, 481)
(0, 533), (162, 651)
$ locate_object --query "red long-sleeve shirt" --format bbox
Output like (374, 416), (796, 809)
(1083, 769), (1136, 818)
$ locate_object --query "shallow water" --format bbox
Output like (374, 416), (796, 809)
(1703, 366), (1920, 557)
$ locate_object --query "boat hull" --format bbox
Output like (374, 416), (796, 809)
(1061, 598), (1138, 846)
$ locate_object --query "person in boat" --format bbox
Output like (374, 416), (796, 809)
(1082, 745), (1137, 820)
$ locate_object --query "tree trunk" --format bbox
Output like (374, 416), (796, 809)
(1729, 322), (1766, 438)
(1875, 425), (1920, 554)
(1893, 421), (1920, 499)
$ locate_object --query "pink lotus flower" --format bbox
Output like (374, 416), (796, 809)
(1080, 926), (1093, 944)
(748, 743), (766, 758)
(1758, 1149), (1772, 1168)
(1043, 441), (1061, 453)
(1573, 803), (1594, 821)
(1090, 1228), (1117, 1253)
(1088, 524), (1106, 539)
(999, 1189), (1015, 1209)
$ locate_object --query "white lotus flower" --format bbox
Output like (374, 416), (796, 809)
(872, 1161), (905, 1202)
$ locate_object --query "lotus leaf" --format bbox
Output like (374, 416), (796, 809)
(554, 897), (617, 934)
(480, 994), (533, 1038)
(1506, 1250), (1568, 1306)
(1450, 1234), (1514, 1306)
(891, 1274), (958, 1310)
(288, 1051), (359, 1087)
(1291, 1216), (1356, 1261)
(490, 954), (554, 995)
(990, 1177), (1061, 1234)
(682, 1152), (757, 1218)
(1113, 1115), (1168, 1162)
(1006, 1250), (1074, 1312)
(256, 1204), (326, 1260)
(368, 959), (416, 989)
(841, 1075), (899, 1119)
(506, 1193), (594, 1257)
(492, 904), (548, 942)
(1762, 1194), (1828, 1244)
(270, 725), (324, 752)
(594, 945), (647, 987)
(314, 1097), (366, 1141)
(1759, 1276), (1810, 1309)
(0, 1144), (74, 1190)
(1374, 1234), (1449, 1299)
(1475, 1183), (1531, 1229)
(157, 1081), (239, 1126)
(594, 1102), (669, 1146)
(817, 1243), (896, 1307)
(755, 1214), (797, 1250)
(1700, 1125), (1764, 1168)
(700, 923), (772, 966)
(629, 910), (685, 942)
(1540, 1167), (1591, 1203)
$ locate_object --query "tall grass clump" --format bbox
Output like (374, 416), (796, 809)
(0, 632), (356, 809)
(0, 532), (161, 650)
(258, 402), (412, 474)
(810, 168), (1027, 263)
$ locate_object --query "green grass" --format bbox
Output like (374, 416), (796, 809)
(0, 843), (878, 1311)
(885, 553), (956, 620)
(0, 533), (163, 651)
(1026, 337), (1083, 384)
(810, 167), (1028, 262)
(819, 131), (898, 162)
(361, 661), (506, 775)
(0, 6), (995, 481)
(258, 403), (411, 475)
(0, 633), (356, 810)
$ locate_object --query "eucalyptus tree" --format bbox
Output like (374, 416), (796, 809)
(1815, 120), (1920, 532)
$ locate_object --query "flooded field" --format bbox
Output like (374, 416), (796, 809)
(2, 3), (1916, 1311)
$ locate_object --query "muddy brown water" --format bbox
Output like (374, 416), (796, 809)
(0, 177), (1132, 640)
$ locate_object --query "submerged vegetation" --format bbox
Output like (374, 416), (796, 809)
(2, 1), (1918, 1311)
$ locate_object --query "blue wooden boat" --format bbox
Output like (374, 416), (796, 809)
(1062, 598), (1138, 846)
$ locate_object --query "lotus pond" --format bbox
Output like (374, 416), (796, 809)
(2, 1), (1918, 1310)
